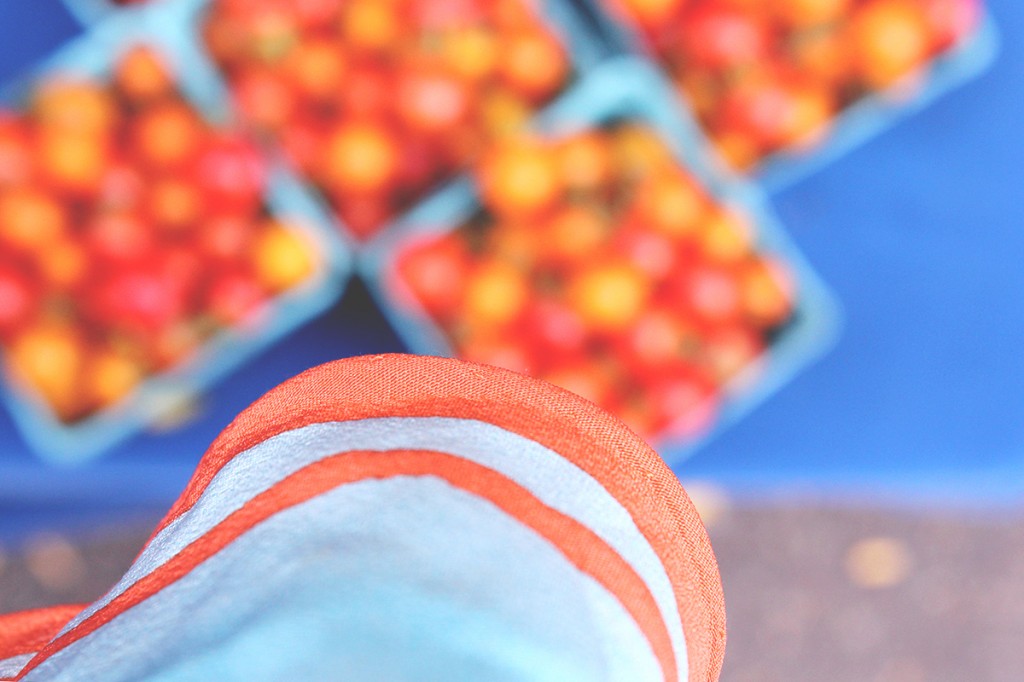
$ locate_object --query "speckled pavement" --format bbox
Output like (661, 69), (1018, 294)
(2, 500), (1023, 681)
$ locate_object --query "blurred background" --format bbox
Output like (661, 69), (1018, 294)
(0, 0), (1021, 679)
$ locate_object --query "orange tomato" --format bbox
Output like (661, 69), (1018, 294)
(479, 139), (561, 216)
(132, 101), (204, 170)
(538, 205), (609, 266)
(498, 28), (570, 102)
(7, 322), (86, 421)
(619, 0), (686, 28)
(849, 0), (933, 89)
(738, 258), (794, 327)
(566, 259), (650, 332)
(36, 239), (88, 290)
(32, 80), (116, 134)
(250, 222), (315, 292)
(611, 124), (674, 178)
(319, 120), (398, 194)
(769, 0), (851, 27)
(699, 208), (753, 264)
(442, 28), (499, 83)
(0, 187), (67, 252)
(631, 170), (707, 240)
(146, 177), (203, 234)
(114, 46), (174, 102)
(284, 38), (347, 100)
(36, 128), (110, 195)
(340, 0), (402, 53)
(85, 348), (143, 409)
(463, 258), (530, 327)
(556, 133), (615, 193)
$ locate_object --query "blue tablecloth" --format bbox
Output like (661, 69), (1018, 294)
(1, 0), (1022, 539)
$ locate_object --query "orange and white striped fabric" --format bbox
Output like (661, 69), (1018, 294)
(0, 355), (725, 682)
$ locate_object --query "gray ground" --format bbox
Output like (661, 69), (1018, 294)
(2, 498), (1022, 681)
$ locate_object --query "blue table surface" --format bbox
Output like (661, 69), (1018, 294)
(1, 0), (1022, 539)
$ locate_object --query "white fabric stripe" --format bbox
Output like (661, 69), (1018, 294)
(0, 653), (34, 679)
(55, 417), (686, 679)
(27, 478), (662, 682)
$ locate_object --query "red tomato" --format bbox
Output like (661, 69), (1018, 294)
(205, 270), (268, 325)
(197, 215), (253, 262)
(337, 194), (393, 240)
(459, 335), (535, 375)
(664, 263), (743, 324)
(232, 67), (296, 133)
(87, 267), (187, 335)
(395, 68), (472, 135)
(923, 0), (980, 50)
(521, 298), (589, 359)
(338, 66), (392, 118)
(84, 211), (154, 264)
(98, 156), (146, 211)
(0, 263), (37, 337)
(700, 323), (765, 383)
(616, 307), (698, 372)
(194, 134), (267, 216)
(0, 115), (33, 185)
(646, 364), (719, 440)
(540, 362), (616, 410)
(611, 221), (682, 280)
(678, 4), (772, 71)
(396, 236), (471, 321)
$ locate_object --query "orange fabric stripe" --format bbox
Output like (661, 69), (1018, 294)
(146, 355), (724, 681)
(19, 450), (677, 682)
(0, 605), (84, 661)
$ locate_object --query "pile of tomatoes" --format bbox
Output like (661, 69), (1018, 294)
(395, 123), (795, 441)
(612, 0), (981, 170)
(202, 0), (573, 241)
(0, 46), (317, 423)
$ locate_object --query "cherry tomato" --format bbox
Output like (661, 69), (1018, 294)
(114, 46), (174, 103)
(498, 28), (570, 102)
(848, 0), (932, 88)
(318, 120), (399, 195)
(567, 258), (650, 333)
(250, 222), (315, 292)
(87, 267), (187, 335)
(678, 4), (771, 71)
(194, 134), (267, 216)
(0, 264), (37, 337)
(0, 187), (67, 252)
(206, 270), (268, 325)
(7, 323), (86, 421)
(480, 139), (561, 216)
(397, 236), (471, 321)
(131, 101), (204, 170)
(463, 258), (530, 327)
(395, 68), (473, 135)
